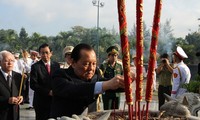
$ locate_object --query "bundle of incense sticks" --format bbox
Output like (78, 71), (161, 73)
(145, 0), (162, 120)
(117, 0), (133, 119)
(116, 0), (162, 119)
(136, 0), (144, 119)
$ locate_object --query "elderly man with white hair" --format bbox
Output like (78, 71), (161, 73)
(0, 50), (23, 120)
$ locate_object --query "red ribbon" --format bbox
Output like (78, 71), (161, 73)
(136, 0), (144, 102)
(145, 0), (162, 102)
(117, 0), (133, 119)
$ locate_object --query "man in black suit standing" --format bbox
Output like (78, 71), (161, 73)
(50, 43), (125, 118)
(30, 43), (60, 120)
(0, 50), (23, 120)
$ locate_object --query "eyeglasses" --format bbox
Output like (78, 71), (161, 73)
(2, 60), (15, 64)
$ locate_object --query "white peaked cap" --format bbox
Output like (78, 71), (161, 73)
(174, 46), (188, 59)
(63, 46), (74, 55)
(30, 50), (39, 55)
(14, 53), (20, 57)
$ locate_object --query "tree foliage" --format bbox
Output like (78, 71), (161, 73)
(0, 29), (18, 51)
(0, 23), (200, 64)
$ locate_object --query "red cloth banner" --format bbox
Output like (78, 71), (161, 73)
(145, 0), (162, 102)
(136, 0), (144, 102)
(117, 0), (133, 119)
(117, 0), (133, 105)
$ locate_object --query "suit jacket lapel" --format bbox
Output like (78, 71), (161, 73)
(11, 71), (18, 96)
(0, 71), (11, 91)
(38, 60), (49, 75)
(50, 62), (55, 74)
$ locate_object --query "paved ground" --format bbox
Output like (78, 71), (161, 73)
(20, 80), (159, 120)
(20, 104), (35, 120)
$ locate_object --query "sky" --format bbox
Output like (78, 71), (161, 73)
(0, 0), (200, 38)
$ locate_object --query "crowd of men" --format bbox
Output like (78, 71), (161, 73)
(0, 43), (191, 120)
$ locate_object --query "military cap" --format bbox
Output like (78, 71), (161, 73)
(63, 46), (74, 55)
(30, 50), (39, 56)
(14, 53), (20, 58)
(106, 46), (119, 55)
(173, 46), (188, 60)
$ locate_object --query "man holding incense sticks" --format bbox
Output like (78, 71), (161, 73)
(0, 50), (23, 120)
(50, 43), (124, 118)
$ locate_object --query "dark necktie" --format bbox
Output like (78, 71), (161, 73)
(46, 63), (50, 74)
(7, 75), (11, 88)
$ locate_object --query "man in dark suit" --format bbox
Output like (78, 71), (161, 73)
(50, 43), (125, 118)
(0, 50), (23, 120)
(30, 43), (60, 120)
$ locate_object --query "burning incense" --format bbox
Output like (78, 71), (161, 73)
(117, 0), (133, 119)
(145, 0), (162, 119)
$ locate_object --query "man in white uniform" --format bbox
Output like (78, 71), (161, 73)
(18, 50), (32, 103)
(62, 46), (74, 69)
(13, 53), (21, 73)
(26, 50), (39, 109)
(171, 46), (191, 98)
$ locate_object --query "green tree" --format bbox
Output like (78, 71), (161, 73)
(173, 37), (194, 64)
(18, 27), (29, 50)
(0, 29), (18, 51)
(184, 32), (200, 64)
(98, 27), (119, 62)
(185, 32), (200, 51)
(28, 32), (48, 51)
(51, 31), (73, 61)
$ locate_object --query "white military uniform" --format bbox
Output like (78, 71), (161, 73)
(28, 50), (39, 108)
(13, 53), (21, 73)
(62, 46), (74, 69)
(171, 46), (191, 98)
(172, 61), (191, 98)
(18, 57), (32, 74)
